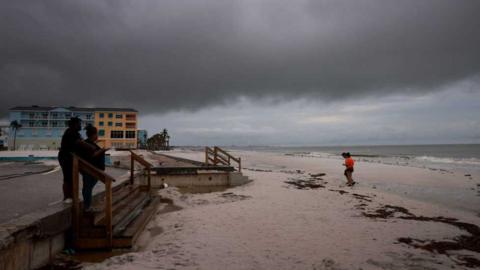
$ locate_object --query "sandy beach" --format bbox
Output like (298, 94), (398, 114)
(79, 149), (480, 269)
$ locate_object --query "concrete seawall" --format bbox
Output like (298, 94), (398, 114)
(0, 203), (70, 270)
(0, 169), (133, 270)
(139, 171), (250, 188)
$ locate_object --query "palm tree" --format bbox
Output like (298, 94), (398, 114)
(161, 129), (170, 149)
(9, 121), (22, 151)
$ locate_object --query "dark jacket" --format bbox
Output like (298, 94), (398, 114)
(82, 139), (105, 171)
(58, 128), (81, 164)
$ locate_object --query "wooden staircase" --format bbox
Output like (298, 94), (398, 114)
(71, 151), (159, 250)
(205, 146), (242, 172)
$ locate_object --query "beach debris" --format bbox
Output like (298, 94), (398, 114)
(220, 192), (252, 201)
(310, 173), (326, 178)
(284, 178), (325, 189)
(351, 193), (373, 202)
(354, 203), (368, 210)
(328, 189), (348, 195)
(363, 204), (480, 268)
(280, 169), (305, 174)
(363, 205), (412, 218)
(465, 174), (472, 177)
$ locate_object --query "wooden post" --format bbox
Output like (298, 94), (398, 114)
(130, 154), (134, 185)
(238, 157), (242, 172)
(105, 178), (113, 249)
(214, 147), (218, 165)
(205, 147), (208, 165)
(71, 155), (80, 246)
(147, 167), (151, 191)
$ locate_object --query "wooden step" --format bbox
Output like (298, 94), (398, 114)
(113, 196), (161, 248)
(76, 196), (160, 250)
(91, 183), (139, 210)
(109, 194), (149, 227)
(93, 187), (141, 226)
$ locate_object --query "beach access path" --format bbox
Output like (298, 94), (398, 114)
(86, 149), (480, 270)
(0, 161), (129, 224)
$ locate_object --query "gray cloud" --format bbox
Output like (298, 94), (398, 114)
(1, 0), (480, 116)
(140, 84), (480, 146)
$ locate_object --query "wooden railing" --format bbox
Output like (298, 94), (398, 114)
(205, 146), (241, 172)
(72, 154), (116, 248)
(129, 150), (152, 190)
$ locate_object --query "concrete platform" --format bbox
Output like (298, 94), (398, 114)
(0, 161), (129, 224)
(0, 161), (132, 270)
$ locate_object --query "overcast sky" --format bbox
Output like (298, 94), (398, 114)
(1, 0), (479, 145)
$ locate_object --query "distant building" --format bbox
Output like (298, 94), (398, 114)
(93, 109), (138, 149)
(8, 106), (138, 150)
(137, 130), (148, 149)
(0, 125), (8, 149)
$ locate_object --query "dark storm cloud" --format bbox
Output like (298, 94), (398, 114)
(1, 0), (479, 116)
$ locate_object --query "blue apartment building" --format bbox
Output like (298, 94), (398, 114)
(137, 129), (148, 149)
(8, 106), (95, 150)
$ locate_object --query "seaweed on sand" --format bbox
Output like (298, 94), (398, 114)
(364, 204), (480, 268)
(284, 178), (325, 189)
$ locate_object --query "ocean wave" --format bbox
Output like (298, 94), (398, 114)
(414, 156), (480, 165)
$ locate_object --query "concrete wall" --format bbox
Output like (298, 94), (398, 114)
(145, 172), (230, 187)
(140, 171), (250, 188)
(0, 204), (71, 270)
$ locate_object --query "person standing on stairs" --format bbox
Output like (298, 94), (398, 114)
(58, 117), (96, 203)
(81, 124), (109, 212)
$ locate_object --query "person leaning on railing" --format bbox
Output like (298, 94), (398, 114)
(79, 124), (109, 212)
(58, 117), (104, 204)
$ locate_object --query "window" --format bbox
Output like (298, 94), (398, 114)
(99, 113), (104, 118)
(111, 131), (123, 138)
(115, 122), (122, 127)
(99, 121), (104, 126)
(125, 131), (136, 138)
(108, 113), (113, 118)
(115, 114), (123, 119)
(126, 114), (136, 121)
(98, 129), (105, 137)
(108, 121), (113, 126)
(126, 123), (136, 129)
(86, 114), (92, 119)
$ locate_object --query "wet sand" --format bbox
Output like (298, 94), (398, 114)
(85, 149), (480, 270)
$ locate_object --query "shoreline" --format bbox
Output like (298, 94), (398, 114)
(84, 149), (480, 270)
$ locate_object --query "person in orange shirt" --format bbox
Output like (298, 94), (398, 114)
(342, 152), (355, 186)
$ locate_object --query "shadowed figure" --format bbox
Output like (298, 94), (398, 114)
(80, 124), (108, 211)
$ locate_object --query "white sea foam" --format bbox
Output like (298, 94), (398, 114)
(414, 156), (480, 166)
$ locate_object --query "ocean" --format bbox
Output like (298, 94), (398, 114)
(232, 144), (480, 174)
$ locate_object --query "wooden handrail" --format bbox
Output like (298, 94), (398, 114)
(129, 150), (153, 190)
(72, 154), (114, 249)
(205, 146), (242, 172)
